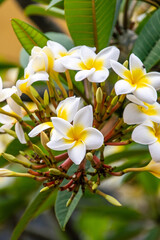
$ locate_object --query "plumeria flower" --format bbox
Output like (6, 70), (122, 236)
(144, 160), (160, 179)
(47, 41), (84, 72)
(0, 77), (17, 102)
(123, 94), (160, 124)
(28, 96), (80, 139)
(61, 45), (120, 83)
(25, 46), (54, 76)
(0, 99), (36, 144)
(16, 72), (49, 96)
(47, 105), (104, 165)
(132, 121), (160, 162)
(111, 53), (160, 104)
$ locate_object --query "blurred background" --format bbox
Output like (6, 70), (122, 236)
(0, 0), (160, 240)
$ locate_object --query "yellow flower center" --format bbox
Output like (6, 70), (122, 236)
(139, 103), (157, 116)
(124, 68), (150, 88)
(57, 106), (68, 120)
(79, 58), (104, 71)
(19, 81), (30, 95)
(66, 124), (87, 142)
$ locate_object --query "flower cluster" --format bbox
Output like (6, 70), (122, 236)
(1, 40), (160, 206)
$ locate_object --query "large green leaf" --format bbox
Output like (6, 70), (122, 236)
(11, 188), (56, 240)
(64, 0), (117, 51)
(55, 164), (82, 230)
(132, 8), (160, 71)
(47, 0), (63, 9)
(11, 19), (49, 55)
(25, 5), (65, 19)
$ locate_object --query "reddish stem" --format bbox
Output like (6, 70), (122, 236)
(59, 179), (74, 191)
(32, 164), (47, 169)
(59, 157), (73, 172)
(105, 141), (130, 146)
(28, 169), (42, 176)
(55, 152), (68, 162)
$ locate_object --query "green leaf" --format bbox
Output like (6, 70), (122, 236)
(55, 164), (82, 230)
(11, 187), (56, 240)
(132, 8), (160, 71)
(11, 19), (49, 54)
(25, 5), (65, 19)
(0, 62), (18, 70)
(45, 32), (74, 50)
(47, 0), (63, 9)
(64, 0), (117, 51)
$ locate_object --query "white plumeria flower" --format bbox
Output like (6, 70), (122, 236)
(111, 53), (160, 104)
(28, 96), (80, 138)
(16, 72), (49, 96)
(47, 105), (104, 165)
(47, 41), (83, 73)
(132, 121), (160, 162)
(123, 94), (160, 124)
(61, 45), (120, 83)
(0, 77), (17, 102)
(25, 46), (54, 75)
(0, 99), (26, 144)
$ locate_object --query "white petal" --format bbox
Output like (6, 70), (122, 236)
(50, 128), (62, 141)
(56, 96), (80, 122)
(145, 72), (160, 90)
(0, 87), (17, 102)
(96, 46), (120, 69)
(7, 97), (22, 117)
(28, 72), (49, 86)
(123, 103), (147, 124)
(133, 84), (157, 104)
(73, 105), (93, 128)
(61, 57), (82, 70)
(110, 60), (129, 79)
(129, 53), (146, 74)
(51, 117), (73, 139)
(15, 122), (27, 144)
(132, 124), (157, 145)
(126, 94), (145, 107)
(82, 127), (104, 149)
(87, 68), (109, 83)
(47, 40), (67, 58)
(80, 46), (96, 65)
(0, 123), (13, 132)
(115, 80), (136, 95)
(53, 59), (66, 72)
(29, 122), (53, 137)
(75, 68), (95, 81)
(149, 141), (160, 162)
(68, 141), (86, 165)
(47, 138), (75, 151)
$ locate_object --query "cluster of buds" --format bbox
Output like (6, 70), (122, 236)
(0, 41), (160, 206)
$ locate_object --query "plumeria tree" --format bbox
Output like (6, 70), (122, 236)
(1, 0), (160, 239)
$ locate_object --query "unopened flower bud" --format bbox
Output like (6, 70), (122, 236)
(105, 194), (122, 206)
(40, 186), (50, 192)
(123, 60), (128, 68)
(96, 87), (103, 104)
(33, 144), (45, 157)
(86, 152), (93, 161)
(40, 132), (49, 150)
(49, 168), (62, 175)
(44, 89), (49, 107)
(92, 183), (98, 191)
(111, 95), (118, 106)
(2, 153), (32, 168)
(66, 198), (72, 207)
(3, 129), (17, 138)
(0, 168), (15, 177)
(11, 93), (23, 106)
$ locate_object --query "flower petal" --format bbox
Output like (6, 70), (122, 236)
(129, 53), (146, 74)
(47, 138), (75, 151)
(51, 117), (73, 139)
(126, 94), (145, 107)
(96, 46), (120, 69)
(15, 122), (27, 144)
(28, 72), (49, 86)
(0, 87), (17, 102)
(145, 72), (160, 90)
(87, 68), (109, 83)
(61, 57), (82, 70)
(53, 59), (66, 72)
(47, 40), (67, 58)
(73, 105), (93, 128)
(80, 46), (96, 65)
(0, 77), (3, 91)
(123, 103), (147, 124)
(75, 68), (95, 81)
(110, 60), (129, 79)
(149, 141), (160, 162)
(115, 80), (136, 95)
(29, 122), (53, 137)
(132, 124), (157, 145)
(56, 96), (80, 122)
(133, 84), (157, 104)
(7, 97), (22, 117)
(82, 127), (104, 149)
(68, 141), (86, 165)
